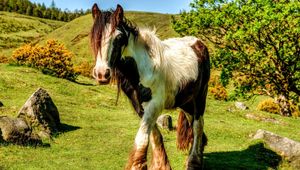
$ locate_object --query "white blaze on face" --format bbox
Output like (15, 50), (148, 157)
(94, 50), (109, 80)
(93, 24), (113, 81)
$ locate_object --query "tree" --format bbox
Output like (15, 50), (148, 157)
(172, 0), (300, 115)
(32, 5), (42, 18)
(50, 0), (55, 9)
(16, 0), (24, 14)
(26, 5), (32, 16)
(43, 9), (51, 19)
(7, 0), (16, 12)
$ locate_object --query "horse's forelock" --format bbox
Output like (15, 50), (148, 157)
(90, 11), (117, 57)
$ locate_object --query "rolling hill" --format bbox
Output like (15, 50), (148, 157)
(0, 12), (65, 57)
(40, 11), (179, 65)
(0, 11), (179, 66)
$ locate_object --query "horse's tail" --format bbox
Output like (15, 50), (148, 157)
(176, 110), (193, 150)
(176, 111), (208, 151)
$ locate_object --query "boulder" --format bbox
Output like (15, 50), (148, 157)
(0, 116), (41, 145)
(18, 88), (60, 136)
(253, 129), (300, 169)
(235, 102), (249, 110)
(156, 114), (173, 130)
(0, 88), (61, 145)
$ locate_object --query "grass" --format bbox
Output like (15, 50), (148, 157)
(0, 63), (299, 169)
(0, 12), (65, 57)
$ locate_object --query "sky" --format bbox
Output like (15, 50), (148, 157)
(29, 0), (193, 14)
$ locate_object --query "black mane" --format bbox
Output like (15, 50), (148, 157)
(115, 58), (152, 117)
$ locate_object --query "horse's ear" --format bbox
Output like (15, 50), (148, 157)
(92, 3), (101, 19)
(114, 4), (124, 25)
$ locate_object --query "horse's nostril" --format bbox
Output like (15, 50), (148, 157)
(104, 69), (111, 79)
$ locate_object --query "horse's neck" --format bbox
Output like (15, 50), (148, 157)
(124, 30), (164, 87)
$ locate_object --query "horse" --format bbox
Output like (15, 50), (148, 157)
(90, 4), (210, 170)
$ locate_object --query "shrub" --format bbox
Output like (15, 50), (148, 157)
(291, 105), (300, 117)
(209, 84), (228, 101)
(209, 72), (228, 101)
(257, 99), (280, 114)
(12, 40), (78, 81)
(74, 61), (93, 78)
(0, 55), (9, 63)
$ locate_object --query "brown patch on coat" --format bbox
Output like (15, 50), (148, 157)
(126, 145), (148, 170)
(150, 126), (172, 170)
(190, 40), (209, 62)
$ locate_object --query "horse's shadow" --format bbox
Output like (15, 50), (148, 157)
(204, 143), (282, 170)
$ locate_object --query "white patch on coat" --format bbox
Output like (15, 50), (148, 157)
(93, 24), (122, 79)
(122, 28), (201, 148)
(123, 28), (199, 108)
(190, 116), (204, 156)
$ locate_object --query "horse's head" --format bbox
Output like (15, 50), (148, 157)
(90, 4), (129, 84)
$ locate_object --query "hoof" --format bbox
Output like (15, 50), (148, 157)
(186, 155), (203, 170)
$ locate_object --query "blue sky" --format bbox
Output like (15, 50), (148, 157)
(29, 0), (193, 14)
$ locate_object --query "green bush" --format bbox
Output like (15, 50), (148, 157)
(12, 40), (78, 81)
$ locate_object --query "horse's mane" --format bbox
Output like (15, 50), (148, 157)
(90, 10), (139, 56)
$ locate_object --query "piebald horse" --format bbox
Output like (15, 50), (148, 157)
(90, 4), (210, 170)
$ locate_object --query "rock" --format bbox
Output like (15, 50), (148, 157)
(0, 116), (41, 145)
(0, 88), (60, 145)
(157, 114), (173, 130)
(0, 101), (3, 107)
(17, 88), (60, 136)
(253, 129), (300, 169)
(245, 113), (281, 124)
(235, 102), (249, 110)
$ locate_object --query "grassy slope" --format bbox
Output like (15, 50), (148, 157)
(0, 12), (65, 57)
(0, 64), (299, 169)
(40, 12), (179, 65)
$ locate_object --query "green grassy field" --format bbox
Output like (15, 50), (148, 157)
(0, 12), (65, 57)
(0, 63), (299, 169)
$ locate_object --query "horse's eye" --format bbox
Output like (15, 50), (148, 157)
(115, 34), (123, 40)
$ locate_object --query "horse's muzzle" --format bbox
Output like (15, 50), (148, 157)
(93, 68), (111, 85)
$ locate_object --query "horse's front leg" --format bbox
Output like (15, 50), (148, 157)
(126, 96), (164, 170)
(149, 124), (171, 170)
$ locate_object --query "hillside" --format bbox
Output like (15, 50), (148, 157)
(40, 11), (179, 65)
(0, 12), (65, 57)
(0, 63), (299, 169)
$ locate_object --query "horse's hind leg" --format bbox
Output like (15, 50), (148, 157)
(149, 124), (171, 170)
(186, 116), (205, 170)
(187, 88), (208, 170)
